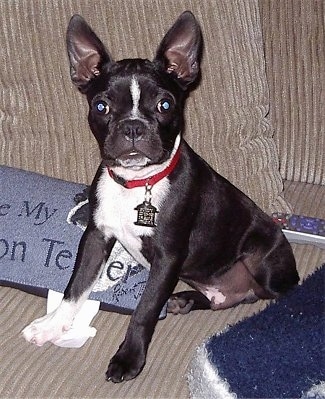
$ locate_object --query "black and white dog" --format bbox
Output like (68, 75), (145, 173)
(23, 11), (299, 382)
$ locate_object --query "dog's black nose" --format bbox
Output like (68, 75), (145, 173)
(123, 120), (144, 142)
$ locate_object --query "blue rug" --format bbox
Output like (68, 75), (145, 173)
(188, 265), (325, 398)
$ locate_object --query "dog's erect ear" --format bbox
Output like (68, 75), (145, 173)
(155, 11), (202, 89)
(66, 15), (112, 92)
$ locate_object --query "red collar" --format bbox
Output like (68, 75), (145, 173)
(107, 146), (181, 189)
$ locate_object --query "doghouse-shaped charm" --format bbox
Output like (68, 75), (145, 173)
(134, 201), (158, 227)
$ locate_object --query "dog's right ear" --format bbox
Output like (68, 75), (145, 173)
(66, 15), (113, 92)
(154, 11), (202, 89)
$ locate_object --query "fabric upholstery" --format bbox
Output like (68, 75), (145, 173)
(259, 0), (325, 185)
(0, 0), (290, 212)
(0, 1), (324, 398)
(0, 180), (323, 399)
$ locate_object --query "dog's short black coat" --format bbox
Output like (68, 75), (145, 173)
(23, 11), (299, 383)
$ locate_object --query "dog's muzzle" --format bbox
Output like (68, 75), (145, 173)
(117, 151), (150, 168)
(119, 119), (148, 143)
(113, 119), (153, 168)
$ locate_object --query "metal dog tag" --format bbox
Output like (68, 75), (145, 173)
(134, 201), (158, 227)
(134, 183), (158, 227)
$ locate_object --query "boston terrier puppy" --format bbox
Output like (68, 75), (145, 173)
(23, 11), (299, 382)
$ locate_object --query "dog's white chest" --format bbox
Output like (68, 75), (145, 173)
(94, 168), (170, 268)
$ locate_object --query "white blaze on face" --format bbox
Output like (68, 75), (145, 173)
(130, 76), (141, 119)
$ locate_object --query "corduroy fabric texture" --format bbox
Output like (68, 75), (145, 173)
(259, 0), (325, 185)
(0, 181), (323, 399)
(1, 1), (324, 398)
(0, 0), (289, 213)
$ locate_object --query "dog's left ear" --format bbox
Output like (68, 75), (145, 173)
(155, 11), (202, 89)
(66, 15), (113, 92)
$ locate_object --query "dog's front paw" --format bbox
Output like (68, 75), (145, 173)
(22, 311), (72, 347)
(106, 350), (145, 383)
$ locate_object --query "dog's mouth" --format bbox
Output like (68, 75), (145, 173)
(116, 150), (151, 169)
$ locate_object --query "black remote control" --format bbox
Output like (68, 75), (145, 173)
(272, 212), (325, 249)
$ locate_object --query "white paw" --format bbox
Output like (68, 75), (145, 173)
(22, 310), (72, 347)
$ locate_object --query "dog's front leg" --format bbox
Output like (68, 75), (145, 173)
(22, 227), (114, 346)
(106, 253), (180, 382)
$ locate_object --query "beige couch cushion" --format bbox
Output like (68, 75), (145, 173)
(0, 180), (323, 399)
(0, 0), (290, 212)
(260, 0), (325, 185)
(0, 4), (323, 398)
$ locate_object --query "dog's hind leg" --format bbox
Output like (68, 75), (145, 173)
(169, 259), (265, 314)
(242, 230), (299, 298)
(167, 291), (211, 314)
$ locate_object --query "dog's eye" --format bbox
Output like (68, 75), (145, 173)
(157, 99), (171, 113)
(94, 101), (110, 115)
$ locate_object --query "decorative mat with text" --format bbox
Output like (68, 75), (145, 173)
(0, 166), (166, 317)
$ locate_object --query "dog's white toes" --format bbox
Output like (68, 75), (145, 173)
(22, 321), (51, 346)
(22, 312), (71, 346)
